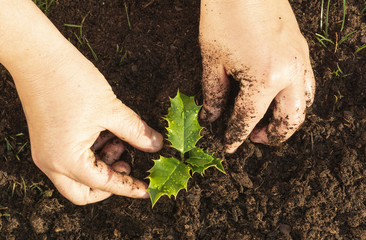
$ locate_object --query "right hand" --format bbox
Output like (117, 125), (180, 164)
(199, 0), (315, 153)
(20, 54), (163, 205)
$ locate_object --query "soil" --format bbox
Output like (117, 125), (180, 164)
(1, 0), (366, 239)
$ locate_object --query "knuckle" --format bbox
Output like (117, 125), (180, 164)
(114, 104), (146, 141)
(265, 72), (280, 89)
(128, 116), (147, 141)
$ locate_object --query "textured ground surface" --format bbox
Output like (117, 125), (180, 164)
(1, 0), (366, 239)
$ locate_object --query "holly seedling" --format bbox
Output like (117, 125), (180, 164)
(147, 90), (225, 207)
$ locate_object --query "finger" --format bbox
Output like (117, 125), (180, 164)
(100, 138), (125, 165)
(304, 66), (315, 107)
(112, 161), (131, 174)
(50, 174), (113, 205)
(103, 100), (163, 152)
(250, 82), (306, 145)
(73, 149), (149, 199)
(200, 57), (230, 122)
(90, 130), (115, 151)
(225, 84), (274, 153)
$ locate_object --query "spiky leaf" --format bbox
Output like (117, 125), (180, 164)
(147, 156), (191, 207)
(165, 91), (203, 153)
(186, 148), (225, 175)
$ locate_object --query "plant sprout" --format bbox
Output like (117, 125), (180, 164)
(146, 91), (225, 207)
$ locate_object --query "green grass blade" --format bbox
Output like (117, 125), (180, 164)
(341, 0), (346, 32)
(80, 14), (89, 39)
(5, 138), (13, 151)
(119, 50), (128, 64)
(324, 0), (331, 37)
(124, 1), (132, 30)
(320, 0), (324, 30)
(21, 177), (27, 200)
(338, 30), (356, 45)
(44, 0), (55, 15)
(74, 33), (84, 45)
(17, 142), (28, 155)
(355, 44), (366, 53)
(315, 33), (334, 47)
(64, 24), (81, 28)
(336, 63), (343, 75)
(85, 38), (98, 62)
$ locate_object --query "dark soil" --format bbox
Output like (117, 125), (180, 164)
(1, 0), (366, 239)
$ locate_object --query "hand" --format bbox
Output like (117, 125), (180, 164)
(25, 54), (164, 204)
(24, 56), (163, 204)
(0, 0), (163, 205)
(199, 0), (315, 153)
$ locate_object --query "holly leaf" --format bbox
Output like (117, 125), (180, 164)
(147, 156), (191, 207)
(165, 90), (203, 153)
(186, 148), (226, 175)
(147, 90), (225, 207)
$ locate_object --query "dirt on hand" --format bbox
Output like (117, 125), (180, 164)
(1, 0), (366, 239)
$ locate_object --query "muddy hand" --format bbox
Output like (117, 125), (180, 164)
(199, 0), (315, 153)
(0, 0), (163, 204)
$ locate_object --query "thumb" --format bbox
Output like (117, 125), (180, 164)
(103, 99), (163, 152)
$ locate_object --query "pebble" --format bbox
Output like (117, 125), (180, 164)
(279, 223), (291, 236)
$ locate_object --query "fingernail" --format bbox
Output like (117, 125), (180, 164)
(151, 131), (163, 150)
(250, 128), (268, 144)
(141, 191), (150, 199)
(200, 107), (218, 122)
(200, 108), (208, 120)
(225, 142), (240, 154)
(225, 146), (237, 154)
(139, 182), (150, 199)
(112, 161), (131, 175)
(250, 135), (266, 144)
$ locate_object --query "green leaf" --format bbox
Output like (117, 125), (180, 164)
(186, 148), (225, 175)
(147, 156), (191, 207)
(146, 90), (225, 207)
(165, 90), (203, 153)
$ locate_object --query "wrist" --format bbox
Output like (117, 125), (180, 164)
(0, 0), (77, 81)
(0, 0), (101, 107)
(200, 0), (299, 37)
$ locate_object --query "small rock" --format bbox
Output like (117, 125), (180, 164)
(231, 172), (253, 189)
(254, 147), (262, 159)
(0, 170), (8, 187)
(174, 6), (183, 11)
(279, 223), (291, 236)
